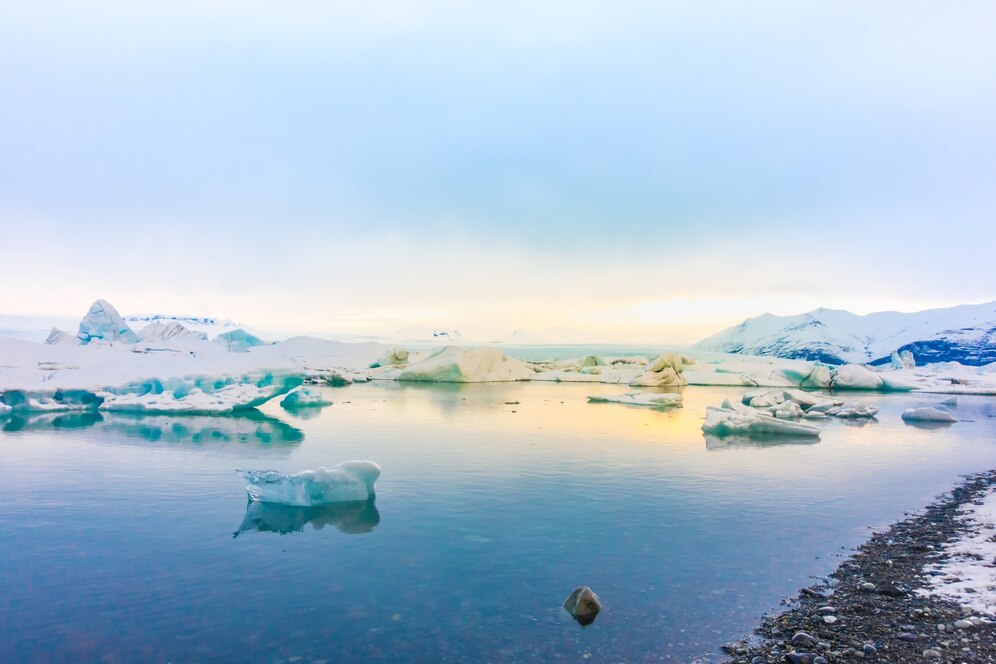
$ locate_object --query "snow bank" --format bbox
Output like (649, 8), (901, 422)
(702, 406), (821, 438)
(587, 392), (683, 409)
(922, 486), (996, 615)
(238, 461), (381, 506)
(398, 347), (533, 383)
(902, 407), (957, 423)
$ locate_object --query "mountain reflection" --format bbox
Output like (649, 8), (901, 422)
(233, 498), (380, 537)
(1, 409), (303, 452)
(703, 434), (820, 450)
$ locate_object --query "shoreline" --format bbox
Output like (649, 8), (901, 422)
(723, 471), (996, 663)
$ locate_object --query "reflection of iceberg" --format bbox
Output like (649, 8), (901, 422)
(704, 433), (820, 451)
(1, 409), (303, 453)
(238, 461), (381, 506)
(233, 497), (380, 537)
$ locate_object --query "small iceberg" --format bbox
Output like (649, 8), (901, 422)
(702, 406), (821, 438)
(280, 387), (332, 410)
(587, 392), (683, 409)
(902, 407), (957, 423)
(238, 461), (381, 506)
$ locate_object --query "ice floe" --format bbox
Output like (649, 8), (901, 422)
(587, 392), (683, 409)
(901, 406), (957, 423)
(702, 406), (821, 438)
(280, 387), (332, 409)
(238, 461), (382, 506)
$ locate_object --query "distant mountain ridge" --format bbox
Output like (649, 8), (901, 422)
(691, 301), (996, 366)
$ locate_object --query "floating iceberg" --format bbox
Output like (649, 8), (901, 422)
(902, 407), (957, 423)
(702, 406), (821, 438)
(830, 364), (885, 390)
(0, 371), (302, 414)
(76, 299), (140, 344)
(398, 347), (532, 383)
(214, 329), (268, 352)
(587, 392), (683, 409)
(369, 347), (409, 368)
(280, 387), (332, 409)
(826, 402), (879, 418)
(629, 353), (688, 387)
(238, 461), (382, 506)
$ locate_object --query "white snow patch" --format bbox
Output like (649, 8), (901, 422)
(922, 487), (996, 615)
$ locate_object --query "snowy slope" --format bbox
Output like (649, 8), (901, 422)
(692, 301), (996, 366)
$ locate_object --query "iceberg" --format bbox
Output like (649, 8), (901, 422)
(826, 402), (879, 418)
(280, 387), (332, 409)
(702, 406), (821, 438)
(214, 329), (267, 352)
(398, 347), (532, 383)
(902, 407), (957, 423)
(629, 353), (688, 387)
(44, 327), (81, 345)
(76, 299), (140, 344)
(238, 461), (382, 506)
(587, 392), (683, 409)
(369, 347), (410, 368)
(138, 321), (208, 342)
(830, 364), (884, 390)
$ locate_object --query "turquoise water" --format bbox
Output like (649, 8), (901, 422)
(1, 382), (995, 663)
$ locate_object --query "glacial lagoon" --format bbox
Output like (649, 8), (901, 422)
(2, 382), (995, 662)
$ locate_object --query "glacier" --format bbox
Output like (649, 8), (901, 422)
(238, 461), (382, 506)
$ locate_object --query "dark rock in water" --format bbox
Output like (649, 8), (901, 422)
(563, 586), (601, 626)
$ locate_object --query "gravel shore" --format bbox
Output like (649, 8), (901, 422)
(724, 471), (996, 664)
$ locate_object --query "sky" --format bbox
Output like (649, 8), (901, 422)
(1, 1), (995, 343)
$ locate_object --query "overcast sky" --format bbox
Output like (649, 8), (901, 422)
(2, 1), (994, 342)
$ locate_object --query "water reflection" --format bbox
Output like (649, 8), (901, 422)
(1, 409), (303, 453)
(904, 420), (956, 431)
(233, 497), (380, 537)
(704, 434), (820, 450)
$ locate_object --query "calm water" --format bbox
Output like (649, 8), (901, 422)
(1, 383), (995, 663)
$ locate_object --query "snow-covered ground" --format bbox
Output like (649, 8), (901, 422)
(922, 486), (996, 616)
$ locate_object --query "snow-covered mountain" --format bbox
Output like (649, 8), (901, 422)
(691, 301), (996, 366)
(124, 314), (244, 341)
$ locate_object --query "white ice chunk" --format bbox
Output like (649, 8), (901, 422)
(902, 407), (957, 423)
(587, 392), (683, 409)
(772, 401), (806, 420)
(831, 364), (885, 390)
(44, 327), (81, 346)
(827, 402), (879, 418)
(214, 329), (268, 352)
(77, 299), (140, 344)
(398, 347), (533, 383)
(238, 461), (382, 506)
(702, 406), (821, 438)
(280, 387), (332, 409)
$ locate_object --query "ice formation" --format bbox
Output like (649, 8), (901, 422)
(587, 392), (683, 409)
(214, 329), (268, 352)
(702, 406), (821, 438)
(0, 371), (302, 414)
(76, 300), (140, 344)
(44, 327), (81, 346)
(370, 347), (409, 368)
(901, 407), (957, 423)
(398, 347), (533, 382)
(138, 321), (208, 342)
(238, 461), (382, 506)
(280, 387), (332, 409)
(629, 353), (689, 387)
